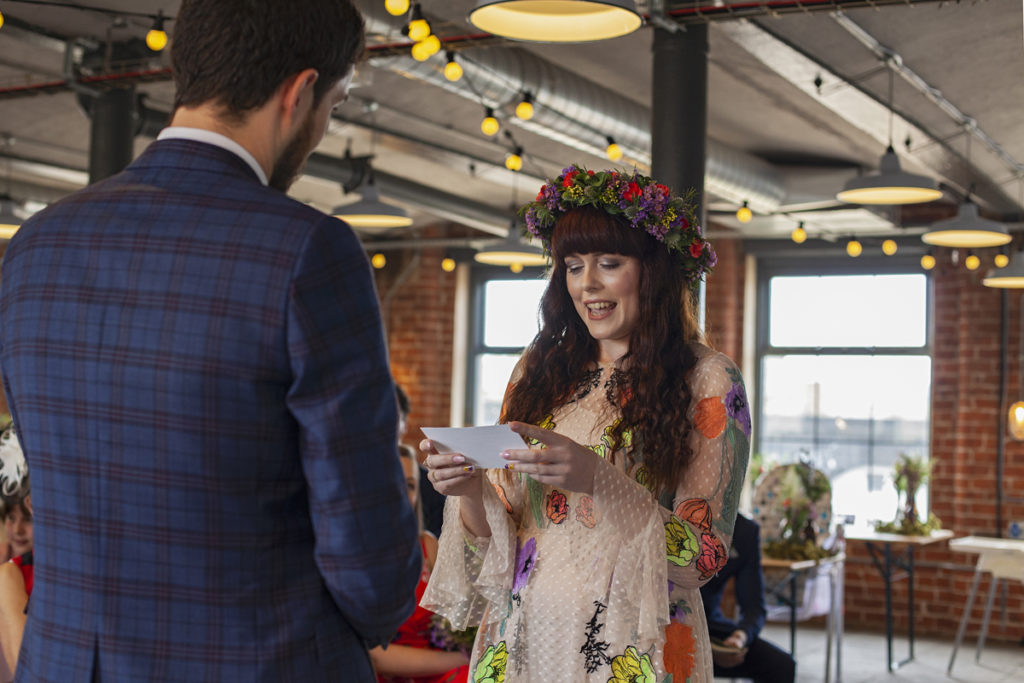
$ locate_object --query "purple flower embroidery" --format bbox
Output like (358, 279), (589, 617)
(726, 382), (751, 437)
(513, 536), (537, 595)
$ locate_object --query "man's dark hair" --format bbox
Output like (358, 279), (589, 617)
(395, 383), (411, 418)
(171, 0), (366, 117)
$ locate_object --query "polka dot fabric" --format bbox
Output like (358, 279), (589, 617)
(422, 345), (750, 682)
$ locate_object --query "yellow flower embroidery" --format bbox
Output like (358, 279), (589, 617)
(665, 516), (700, 567)
(608, 645), (656, 683)
(473, 641), (508, 683)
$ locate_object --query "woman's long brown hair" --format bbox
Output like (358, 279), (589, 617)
(501, 207), (704, 495)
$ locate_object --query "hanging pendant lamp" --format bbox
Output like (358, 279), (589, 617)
(468, 0), (642, 43)
(836, 146), (943, 205)
(923, 198), (1010, 248)
(983, 248), (1024, 289)
(0, 195), (22, 240)
(474, 227), (548, 269)
(332, 175), (413, 229)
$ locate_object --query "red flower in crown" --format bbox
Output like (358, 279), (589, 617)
(690, 242), (703, 258)
(656, 183), (670, 196)
(562, 169), (579, 187)
(623, 181), (642, 202)
(587, 170), (595, 176)
(536, 188), (545, 201)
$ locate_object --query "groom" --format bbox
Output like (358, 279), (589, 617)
(0, 1), (420, 680)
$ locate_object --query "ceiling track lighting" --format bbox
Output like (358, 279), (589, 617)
(837, 69), (941, 205)
(736, 201), (752, 223)
(515, 92), (534, 121)
(468, 0), (642, 43)
(145, 10), (168, 52)
(443, 51), (463, 82)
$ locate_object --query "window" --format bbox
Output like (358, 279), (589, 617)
(468, 270), (548, 425)
(756, 266), (932, 530)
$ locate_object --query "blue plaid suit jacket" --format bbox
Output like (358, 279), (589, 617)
(0, 139), (421, 682)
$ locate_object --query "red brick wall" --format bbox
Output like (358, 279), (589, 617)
(705, 236), (745, 365)
(373, 244), (458, 449)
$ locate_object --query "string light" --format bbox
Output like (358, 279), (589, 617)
(965, 251), (980, 271)
(145, 11), (168, 52)
(0, 10), (5, 30)
(995, 250), (1010, 268)
(846, 237), (862, 258)
(790, 222), (807, 244)
(385, 0), (410, 16)
(410, 40), (431, 61)
(921, 251), (936, 270)
(481, 108), (499, 136)
(505, 147), (523, 172)
(882, 239), (898, 256)
(371, 253), (387, 269)
(605, 136), (623, 162)
(736, 201), (752, 223)
(441, 257), (456, 272)
(443, 51), (462, 81)
(515, 92), (534, 121)
(510, 262), (524, 273)
(407, 3), (430, 42)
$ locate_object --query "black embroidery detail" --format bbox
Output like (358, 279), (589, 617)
(603, 368), (629, 406)
(570, 368), (603, 403)
(579, 600), (612, 673)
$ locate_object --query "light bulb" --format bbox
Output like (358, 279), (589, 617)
(481, 110), (499, 136)
(995, 252), (1010, 268)
(515, 100), (534, 121)
(606, 142), (623, 162)
(371, 253), (386, 269)
(846, 238), (862, 258)
(0, 11), (5, 30)
(882, 239), (898, 256)
(410, 40), (431, 61)
(510, 262), (524, 274)
(736, 203), (752, 223)
(965, 252), (980, 271)
(1010, 400), (1024, 440)
(505, 152), (523, 172)
(441, 257), (456, 272)
(146, 28), (168, 51)
(385, 0), (410, 16)
(791, 224), (807, 244)
(420, 34), (441, 57)
(921, 253), (936, 270)
(444, 55), (462, 82)
(407, 18), (430, 42)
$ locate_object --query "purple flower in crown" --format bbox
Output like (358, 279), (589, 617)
(725, 381), (751, 437)
(512, 536), (537, 595)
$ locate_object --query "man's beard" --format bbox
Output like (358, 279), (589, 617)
(269, 109), (316, 192)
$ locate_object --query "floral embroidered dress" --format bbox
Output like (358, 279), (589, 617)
(422, 346), (750, 682)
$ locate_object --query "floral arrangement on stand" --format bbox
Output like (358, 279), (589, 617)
(428, 615), (478, 657)
(762, 462), (839, 561)
(873, 453), (942, 536)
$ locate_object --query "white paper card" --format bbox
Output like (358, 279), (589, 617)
(420, 425), (526, 469)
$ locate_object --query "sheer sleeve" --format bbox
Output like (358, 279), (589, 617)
(589, 349), (751, 647)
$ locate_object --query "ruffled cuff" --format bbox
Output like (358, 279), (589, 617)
(591, 458), (670, 651)
(420, 480), (517, 631)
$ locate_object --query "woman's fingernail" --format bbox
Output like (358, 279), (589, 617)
(452, 454), (465, 464)
(463, 465), (474, 473)
(501, 451), (512, 459)
(504, 463), (515, 470)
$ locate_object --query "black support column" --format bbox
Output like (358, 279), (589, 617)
(88, 87), (136, 184)
(651, 24), (708, 224)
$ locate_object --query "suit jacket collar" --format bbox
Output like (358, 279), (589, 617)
(130, 138), (267, 186)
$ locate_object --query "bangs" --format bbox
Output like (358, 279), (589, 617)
(551, 207), (653, 261)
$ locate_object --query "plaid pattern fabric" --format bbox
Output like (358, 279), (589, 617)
(0, 140), (421, 682)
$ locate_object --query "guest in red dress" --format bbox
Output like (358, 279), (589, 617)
(370, 446), (469, 683)
(0, 425), (32, 678)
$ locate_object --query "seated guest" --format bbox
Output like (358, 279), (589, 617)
(370, 445), (469, 683)
(396, 383), (444, 538)
(700, 513), (795, 683)
(0, 426), (32, 679)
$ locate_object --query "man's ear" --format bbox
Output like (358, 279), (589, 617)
(279, 68), (320, 128)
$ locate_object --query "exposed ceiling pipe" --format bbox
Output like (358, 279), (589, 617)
(358, 3), (786, 214)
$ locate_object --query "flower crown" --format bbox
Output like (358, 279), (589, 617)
(520, 164), (716, 286)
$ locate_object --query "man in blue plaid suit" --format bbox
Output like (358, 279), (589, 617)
(0, 1), (421, 680)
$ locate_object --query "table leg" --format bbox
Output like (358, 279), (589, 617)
(836, 560), (844, 683)
(947, 564), (983, 674)
(976, 576), (1000, 663)
(884, 543), (894, 672)
(825, 564), (835, 683)
(790, 571), (797, 657)
(908, 545), (916, 662)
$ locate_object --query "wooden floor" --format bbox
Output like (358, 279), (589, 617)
(733, 622), (1024, 683)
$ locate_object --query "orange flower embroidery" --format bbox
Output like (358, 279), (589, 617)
(546, 489), (568, 524)
(695, 532), (728, 580)
(674, 498), (712, 533)
(663, 621), (696, 680)
(575, 495), (596, 528)
(492, 482), (513, 515)
(693, 396), (727, 439)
